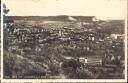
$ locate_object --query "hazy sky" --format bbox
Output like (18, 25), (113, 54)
(4, 0), (126, 20)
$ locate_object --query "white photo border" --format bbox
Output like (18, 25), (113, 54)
(1, 0), (127, 82)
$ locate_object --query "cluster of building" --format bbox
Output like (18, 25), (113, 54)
(7, 22), (124, 65)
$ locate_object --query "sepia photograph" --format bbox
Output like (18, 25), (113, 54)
(1, 0), (127, 82)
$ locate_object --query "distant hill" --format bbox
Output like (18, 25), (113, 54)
(6, 16), (124, 34)
(9, 15), (96, 22)
(99, 20), (124, 34)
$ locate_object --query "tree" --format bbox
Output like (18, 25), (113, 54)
(3, 3), (9, 15)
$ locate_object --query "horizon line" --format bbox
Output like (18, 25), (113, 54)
(6, 15), (125, 20)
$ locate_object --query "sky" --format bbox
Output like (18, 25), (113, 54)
(4, 0), (127, 20)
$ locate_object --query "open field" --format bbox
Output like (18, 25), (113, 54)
(3, 16), (125, 79)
